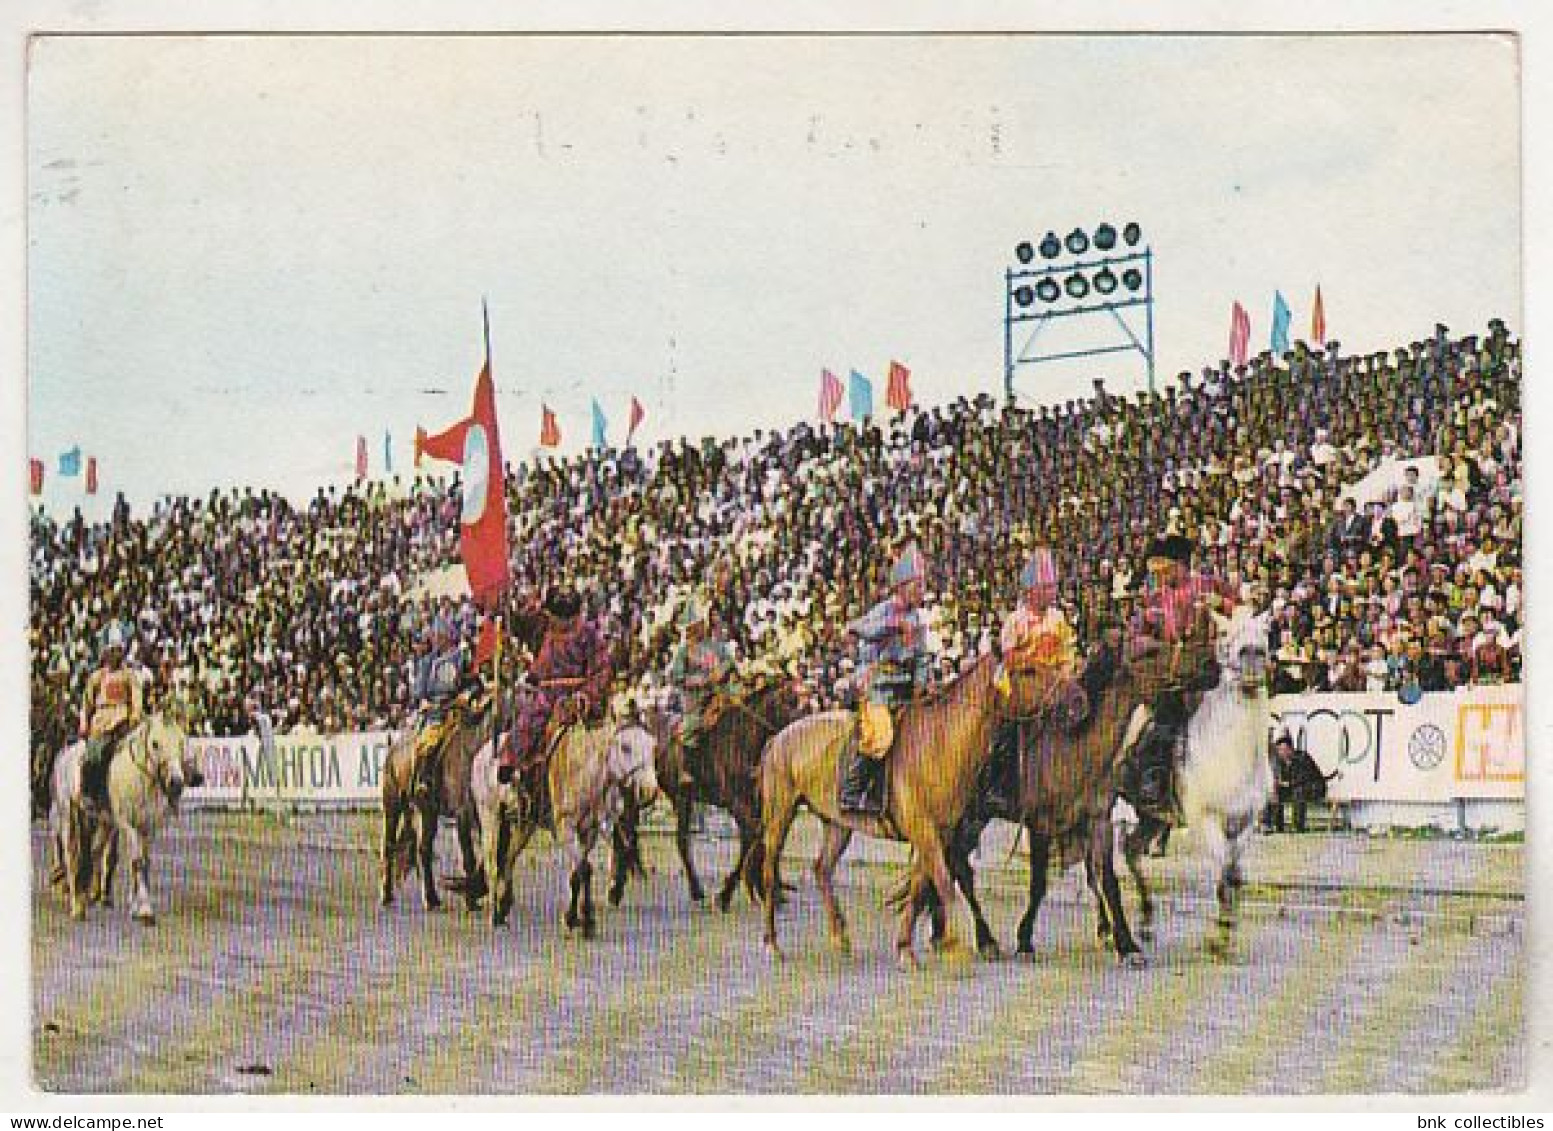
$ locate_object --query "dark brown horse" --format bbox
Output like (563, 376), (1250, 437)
(922, 623), (1215, 966)
(611, 678), (801, 911)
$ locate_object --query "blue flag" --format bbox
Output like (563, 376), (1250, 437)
(1271, 291), (1292, 355)
(58, 447), (81, 477)
(848, 370), (873, 421)
(591, 399), (608, 448)
(384, 430), (393, 475)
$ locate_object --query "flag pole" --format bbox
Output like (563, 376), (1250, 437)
(483, 297), (493, 370)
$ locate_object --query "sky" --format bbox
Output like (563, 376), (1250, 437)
(26, 33), (1521, 513)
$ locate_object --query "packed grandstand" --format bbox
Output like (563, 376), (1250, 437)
(29, 321), (1522, 770)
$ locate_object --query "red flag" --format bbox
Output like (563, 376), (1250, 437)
(475, 617), (500, 667)
(818, 369), (844, 422)
(355, 436), (367, 481)
(418, 363), (512, 607)
(29, 458), (43, 496)
(1312, 284), (1327, 346)
(886, 361), (914, 412)
(1229, 301), (1251, 367)
(86, 457), (98, 495)
(540, 404), (561, 448)
(627, 396), (646, 444)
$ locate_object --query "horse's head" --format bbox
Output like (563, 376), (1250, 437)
(1210, 606), (1271, 697)
(610, 725), (661, 809)
(142, 713), (196, 808)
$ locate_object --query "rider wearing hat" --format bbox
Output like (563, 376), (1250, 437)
(840, 541), (932, 815)
(78, 620), (144, 805)
(667, 596), (735, 791)
(498, 587), (613, 793)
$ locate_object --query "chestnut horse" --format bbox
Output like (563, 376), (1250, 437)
(756, 651), (1048, 968)
(613, 678), (802, 911)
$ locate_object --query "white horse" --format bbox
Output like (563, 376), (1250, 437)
(49, 712), (202, 924)
(472, 719), (659, 935)
(1117, 605), (1273, 957)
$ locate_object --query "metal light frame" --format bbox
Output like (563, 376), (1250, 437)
(1003, 238), (1156, 401)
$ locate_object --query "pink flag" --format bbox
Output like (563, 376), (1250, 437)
(1229, 301), (1251, 367)
(627, 395), (646, 443)
(818, 368), (844, 422)
(355, 435), (367, 480)
(1312, 284), (1327, 346)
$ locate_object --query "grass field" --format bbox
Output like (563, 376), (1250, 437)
(31, 812), (1524, 1095)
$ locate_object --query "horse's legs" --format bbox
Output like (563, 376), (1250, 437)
(1122, 822), (1157, 944)
(1090, 816), (1144, 965)
(92, 824), (118, 907)
(563, 827), (598, 939)
(379, 797), (403, 907)
(1085, 849), (1111, 943)
(1197, 817), (1234, 958)
(812, 822), (854, 954)
(121, 825), (154, 925)
(456, 812), (484, 912)
(64, 807), (89, 920)
(717, 814), (755, 912)
(414, 802), (441, 912)
(901, 822), (964, 966)
(926, 819), (999, 959)
(607, 796), (639, 908)
(1211, 815), (1251, 959)
(1015, 825), (1051, 955)
(672, 794), (706, 904)
(759, 778), (800, 961)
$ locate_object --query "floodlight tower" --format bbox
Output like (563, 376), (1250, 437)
(1003, 222), (1156, 401)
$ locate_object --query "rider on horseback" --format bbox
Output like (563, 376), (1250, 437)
(78, 620), (144, 807)
(1120, 533), (1238, 821)
(410, 614), (481, 800)
(497, 588), (613, 810)
(983, 548), (1083, 811)
(840, 541), (931, 816)
(667, 596), (735, 791)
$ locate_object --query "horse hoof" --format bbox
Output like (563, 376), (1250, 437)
(716, 893), (734, 914)
(896, 949), (920, 973)
(69, 906), (85, 922)
(1121, 951), (1148, 970)
(829, 935), (853, 957)
(607, 889), (624, 909)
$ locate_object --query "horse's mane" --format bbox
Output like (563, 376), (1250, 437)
(912, 652), (996, 710)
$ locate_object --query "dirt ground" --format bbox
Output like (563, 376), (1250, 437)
(30, 811), (1524, 1096)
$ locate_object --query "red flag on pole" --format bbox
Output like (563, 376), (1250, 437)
(29, 458), (43, 496)
(355, 436), (367, 481)
(413, 426), (428, 469)
(1312, 284), (1327, 346)
(86, 457), (98, 495)
(418, 362), (512, 608)
(818, 369), (844, 422)
(627, 396), (646, 444)
(540, 405), (561, 448)
(886, 361), (914, 412)
(1228, 301), (1251, 367)
(474, 616), (500, 667)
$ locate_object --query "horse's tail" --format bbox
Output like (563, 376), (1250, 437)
(883, 847), (922, 912)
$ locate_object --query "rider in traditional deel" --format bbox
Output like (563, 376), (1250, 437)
(409, 614), (481, 798)
(840, 541), (932, 816)
(497, 588), (613, 798)
(78, 620), (144, 806)
(983, 548), (1083, 811)
(667, 596), (735, 792)
(1121, 532), (1238, 819)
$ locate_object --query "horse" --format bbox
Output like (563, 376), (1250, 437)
(48, 711), (202, 924)
(755, 649), (1049, 968)
(379, 699), (495, 913)
(472, 715), (659, 936)
(616, 678), (802, 912)
(1115, 605), (1273, 959)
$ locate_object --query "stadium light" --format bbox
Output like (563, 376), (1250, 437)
(1004, 219), (1156, 399)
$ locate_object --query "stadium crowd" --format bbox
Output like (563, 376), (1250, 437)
(29, 320), (1522, 750)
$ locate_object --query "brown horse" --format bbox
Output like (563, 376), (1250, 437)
(613, 679), (802, 912)
(925, 617), (1220, 966)
(378, 702), (494, 913)
(756, 651), (1048, 967)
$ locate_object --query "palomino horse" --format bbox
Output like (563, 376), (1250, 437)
(617, 679), (802, 912)
(756, 651), (1048, 968)
(472, 717), (659, 936)
(924, 630), (1211, 966)
(1116, 605), (1273, 958)
(49, 712), (201, 923)
(379, 700), (494, 913)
